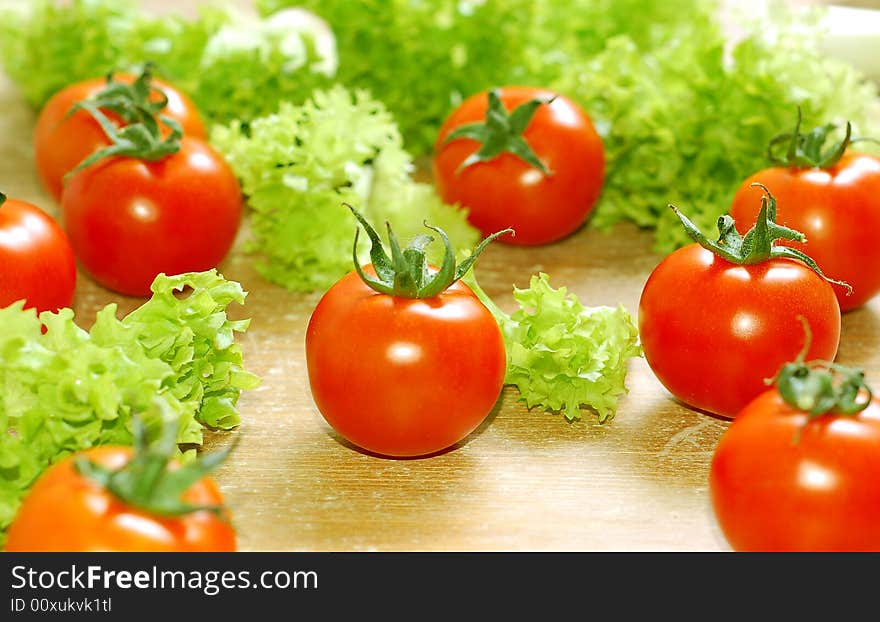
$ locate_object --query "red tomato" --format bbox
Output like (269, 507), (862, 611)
(34, 73), (206, 202)
(638, 246), (840, 418)
(710, 389), (880, 551)
(433, 86), (605, 246)
(4, 446), (236, 552)
(730, 152), (880, 312)
(305, 267), (506, 458)
(61, 137), (242, 296)
(0, 194), (76, 312)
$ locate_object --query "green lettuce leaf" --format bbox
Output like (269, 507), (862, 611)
(3, 0), (878, 256)
(256, 0), (711, 156)
(211, 85), (480, 292)
(259, 0), (880, 253)
(0, 270), (260, 542)
(555, 5), (880, 252)
(0, 1), (335, 130)
(468, 272), (642, 422)
(0, 0), (144, 106)
(188, 8), (337, 129)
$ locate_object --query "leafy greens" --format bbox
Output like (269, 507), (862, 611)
(259, 0), (880, 251)
(467, 272), (642, 422)
(1, 0), (879, 253)
(0, 0), (336, 130)
(0, 270), (260, 542)
(211, 85), (479, 292)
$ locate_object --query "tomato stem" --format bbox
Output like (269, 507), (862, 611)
(65, 62), (169, 126)
(75, 400), (234, 518)
(443, 89), (555, 175)
(347, 203), (512, 298)
(66, 63), (183, 174)
(771, 318), (872, 423)
(766, 106), (876, 169)
(670, 183), (852, 294)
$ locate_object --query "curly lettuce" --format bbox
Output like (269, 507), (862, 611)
(0, 0), (336, 130)
(257, 0), (714, 156)
(2, 0), (878, 255)
(259, 0), (880, 252)
(0, 270), (260, 541)
(468, 272), (642, 422)
(556, 4), (880, 252)
(211, 85), (479, 292)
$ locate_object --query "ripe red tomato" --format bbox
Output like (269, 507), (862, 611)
(4, 446), (236, 552)
(638, 246), (840, 418)
(710, 389), (880, 551)
(306, 267), (506, 458)
(433, 86), (605, 246)
(34, 72), (206, 202)
(0, 193), (76, 312)
(61, 136), (242, 296)
(730, 152), (880, 312)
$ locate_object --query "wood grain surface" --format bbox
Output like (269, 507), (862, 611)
(2, 0), (879, 552)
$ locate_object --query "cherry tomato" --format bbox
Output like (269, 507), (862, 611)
(61, 136), (243, 296)
(710, 389), (880, 551)
(4, 446), (235, 552)
(34, 73), (206, 202)
(638, 246), (841, 418)
(433, 86), (605, 246)
(305, 267), (506, 458)
(0, 194), (76, 312)
(730, 152), (880, 312)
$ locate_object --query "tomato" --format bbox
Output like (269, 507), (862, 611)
(34, 72), (206, 202)
(306, 267), (506, 457)
(433, 86), (605, 246)
(4, 446), (235, 552)
(639, 187), (842, 418)
(61, 136), (242, 296)
(710, 389), (880, 551)
(0, 193), (76, 312)
(730, 152), (880, 312)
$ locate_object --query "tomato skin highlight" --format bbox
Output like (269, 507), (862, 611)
(4, 446), (236, 552)
(432, 86), (605, 246)
(710, 390), (880, 552)
(305, 269), (507, 458)
(61, 137), (243, 296)
(0, 197), (76, 312)
(34, 74), (206, 203)
(638, 245), (840, 418)
(730, 152), (880, 312)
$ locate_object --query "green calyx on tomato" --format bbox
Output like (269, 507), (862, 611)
(74, 62), (169, 127)
(347, 204), (512, 299)
(74, 409), (233, 519)
(68, 66), (183, 174)
(671, 182), (852, 294)
(442, 88), (555, 174)
(766, 106), (878, 169)
(772, 318), (872, 420)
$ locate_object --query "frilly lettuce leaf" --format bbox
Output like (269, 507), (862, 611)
(0, 1), (336, 131)
(2, 0), (878, 256)
(190, 8), (337, 128)
(258, 0), (880, 253)
(468, 272), (642, 422)
(0, 0), (144, 106)
(257, 0), (709, 156)
(211, 85), (480, 292)
(555, 5), (880, 252)
(0, 270), (260, 541)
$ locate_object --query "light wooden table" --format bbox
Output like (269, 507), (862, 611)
(2, 0), (879, 552)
